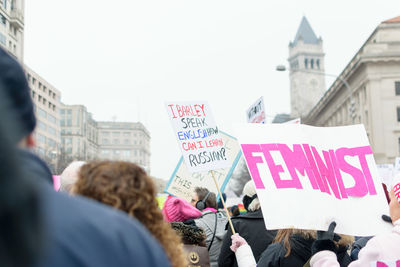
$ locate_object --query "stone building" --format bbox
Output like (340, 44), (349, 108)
(304, 16), (400, 164)
(26, 66), (62, 172)
(0, 0), (24, 60)
(60, 104), (99, 162)
(97, 121), (151, 172)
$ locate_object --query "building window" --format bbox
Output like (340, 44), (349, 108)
(37, 133), (46, 144)
(123, 132), (131, 137)
(112, 132), (120, 136)
(397, 107), (400, 122)
(48, 126), (56, 136)
(102, 138), (109, 144)
(316, 59), (320, 69)
(113, 139), (119, 144)
(304, 58), (308, 69)
(0, 14), (5, 26)
(37, 120), (46, 131)
(37, 107), (47, 118)
(398, 138), (400, 155)
(124, 139), (130, 145)
(395, 82), (400, 96)
(0, 32), (5, 45)
(310, 59), (314, 69)
(48, 114), (57, 124)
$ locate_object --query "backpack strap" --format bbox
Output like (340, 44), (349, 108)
(207, 212), (218, 251)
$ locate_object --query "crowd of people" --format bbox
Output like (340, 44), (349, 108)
(1, 44), (400, 267)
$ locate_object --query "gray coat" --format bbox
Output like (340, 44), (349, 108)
(195, 211), (227, 267)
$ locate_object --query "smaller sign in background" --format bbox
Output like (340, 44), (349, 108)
(164, 131), (242, 203)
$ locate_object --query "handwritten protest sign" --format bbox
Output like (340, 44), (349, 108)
(164, 131), (242, 202)
(235, 123), (391, 236)
(165, 101), (230, 173)
(246, 97), (265, 123)
(376, 164), (394, 188)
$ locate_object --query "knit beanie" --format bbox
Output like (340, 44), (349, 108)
(0, 47), (36, 143)
(162, 195), (202, 222)
(242, 180), (260, 212)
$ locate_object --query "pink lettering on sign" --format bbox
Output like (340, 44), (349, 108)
(375, 260), (400, 267)
(394, 182), (400, 204)
(241, 143), (377, 199)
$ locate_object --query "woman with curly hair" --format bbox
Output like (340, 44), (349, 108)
(73, 161), (187, 267)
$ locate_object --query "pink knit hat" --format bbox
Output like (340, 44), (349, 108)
(162, 195), (202, 222)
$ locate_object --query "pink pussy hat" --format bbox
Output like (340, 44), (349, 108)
(393, 174), (400, 204)
(162, 195), (202, 222)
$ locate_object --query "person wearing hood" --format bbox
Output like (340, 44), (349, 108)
(0, 46), (171, 267)
(309, 177), (400, 267)
(218, 180), (277, 267)
(191, 187), (227, 267)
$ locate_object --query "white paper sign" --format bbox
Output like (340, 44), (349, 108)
(165, 101), (230, 173)
(234, 123), (391, 236)
(284, 118), (301, 124)
(376, 164), (394, 188)
(246, 97), (266, 123)
(395, 157), (400, 172)
(164, 131), (242, 202)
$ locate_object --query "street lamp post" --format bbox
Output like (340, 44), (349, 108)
(276, 65), (355, 122)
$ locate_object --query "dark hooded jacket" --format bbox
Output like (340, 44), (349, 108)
(19, 150), (170, 267)
(257, 234), (351, 267)
(218, 209), (277, 267)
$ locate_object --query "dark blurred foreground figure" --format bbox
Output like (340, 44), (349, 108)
(74, 161), (187, 267)
(0, 46), (170, 267)
(218, 181), (277, 267)
(0, 79), (42, 267)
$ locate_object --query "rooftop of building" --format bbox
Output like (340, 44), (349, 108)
(291, 16), (320, 46)
(383, 16), (400, 23)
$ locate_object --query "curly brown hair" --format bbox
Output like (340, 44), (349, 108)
(74, 161), (187, 267)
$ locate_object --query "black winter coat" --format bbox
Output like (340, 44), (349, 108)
(218, 209), (277, 267)
(257, 234), (352, 267)
(20, 150), (171, 267)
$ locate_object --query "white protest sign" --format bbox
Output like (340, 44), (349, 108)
(284, 118), (301, 124)
(164, 131), (242, 202)
(234, 123), (391, 236)
(370, 260), (400, 267)
(246, 97), (266, 123)
(376, 164), (394, 188)
(165, 101), (230, 173)
(395, 157), (400, 172)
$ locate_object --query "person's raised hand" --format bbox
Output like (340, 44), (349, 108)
(312, 221), (338, 255)
(230, 233), (248, 253)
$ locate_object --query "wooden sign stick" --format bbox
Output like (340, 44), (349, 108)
(210, 170), (236, 234)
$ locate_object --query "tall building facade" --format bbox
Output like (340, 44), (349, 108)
(0, 0), (24, 60)
(97, 121), (151, 172)
(60, 104), (98, 163)
(26, 66), (62, 172)
(288, 16), (326, 118)
(304, 17), (400, 164)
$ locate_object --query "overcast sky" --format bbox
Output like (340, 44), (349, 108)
(24, 1), (399, 179)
